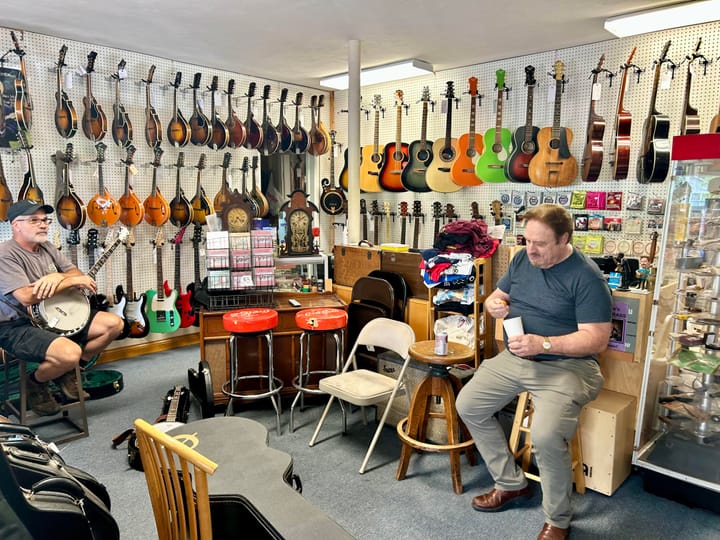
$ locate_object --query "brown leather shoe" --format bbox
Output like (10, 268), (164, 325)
(471, 486), (531, 512)
(54, 370), (90, 401)
(537, 523), (569, 540)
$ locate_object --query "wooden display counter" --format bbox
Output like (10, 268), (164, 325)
(199, 292), (347, 404)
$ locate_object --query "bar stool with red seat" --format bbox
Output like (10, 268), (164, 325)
(289, 308), (347, 432)
(222, 308), (283, 434)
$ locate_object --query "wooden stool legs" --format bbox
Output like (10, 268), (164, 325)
(508, 391), (585, 494)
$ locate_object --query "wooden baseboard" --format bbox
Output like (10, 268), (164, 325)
(94, 332), (200, 364)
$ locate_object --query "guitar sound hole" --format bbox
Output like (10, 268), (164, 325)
(416, 149), (429, 161)
(440, 148), (455, 161)
(549, 138), (560, 150)
(521, 142), (536, 153)
(393, 151), (404, 161)
(466, 149), (476, 158)
(371, 154), (382, 164)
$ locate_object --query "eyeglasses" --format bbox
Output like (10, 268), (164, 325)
(16, 217), (53, 226)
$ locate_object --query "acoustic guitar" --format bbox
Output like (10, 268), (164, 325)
(16, 130), (44, 204)
(0, 152), (13, 221)
(679, 38), (702, 136)
(290, 92), (309, 154)
(451, 77), (484, 186)
(581, 55), (607, 182)
(54, 45), (77, 139)
(111, 60), (133, 148)
(163, 226), (196, 328)
(189, 72), (212, 146)
(145, 228), (180, 334)
(475, 69), (512, 183)
(10, 31), (33, 132)
(169, 152), (193, 228)
(143, 146), (170, 227)
(611, 47), (637, 180)
(402, 86), (433, 192)
(276, 88), (293, 152)
(213, 152), (233, 215)
(505, 65), (539, 182)
(190, 154), (213, 225)
(54, 144), (86, 231)
(81, 51), (107, 142)
(528, 61), (577, 187)
(225, 79), (247, 148)
(379, 90), (409, 192)
(426, 81), (462, 193)
(250, 155), (269, 218)
(260, 84), (280, 155)
(637, 41), (672, 184)
(243, 82), (263, 150)
(118, 145), (145, 227)
(358, 95), (384, 193)
(208, 75), (229, 150)
(167, 71), (190, 147)
(143, 65), (162, 148)
(319, 130), (346, 216)
(87, 142), (121, 227)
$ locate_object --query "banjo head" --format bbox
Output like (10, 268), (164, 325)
(31, 288), (91, 336)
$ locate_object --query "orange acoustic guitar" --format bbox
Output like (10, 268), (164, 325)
(611, 47), (637, 180)
(581, 55), (607, 182)
(379, 90), (409, 192)
(144, 146), (170, 227)
(87, 142), (121, 228)
(528, 61), (577, 187)
(118, 145), (145, 227)
(359, 95), (384, 193)
(451, 76), (484, 186)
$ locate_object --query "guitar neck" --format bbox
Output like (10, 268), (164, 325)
(400, 217), (407, 245)
(468, 95), (477, 146)
(420, 102), (429, 146)
(155, 244), (165, 299)
(373, 110), (380, 153)
(524, 85), (535, 141)
(412, 219), (420, 249)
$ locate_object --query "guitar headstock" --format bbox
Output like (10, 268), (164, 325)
(294, 92), (303, 106)
(468, 76), (478, 97)
(395, 90), (404, 106)
(495, 69), (506, 89)
(241, 156), (249, 174)
(247, 82), (256, 98)
(116, 59), (127, 79)
(115, 227), (129, 245)
(63, 143), (74, 164)
(445, 203), (457, 220)
(124, 144), (136, 166)
(310, 95), (318, 109)
(625, 47), (637, 67)
(262, 84), (271, 101)
(151, 146), (164, 168)
(67, 229), (80, 247)
(490, 200), (503, 225)
(383, 201), (392, 218)
(444, 81), (455, 100)
(87, 228), (99, 251)
(95, 142), (107, 163)
(172, 225), (187, 245)
(372, 95), (382, 110)
(279, 87), (288, 103)
(471, 202), (483, 220)
(421, 86), (431, 102)
(208, 75), (219, 93)
(251, 155), (258, 170)
(124, 227), (136, 247)
(145, 65), (156, 84)
(595, 54), (606, 72)
(10, 31), (25, 57)
(370, 200), (379, 216)
(171, 71), (182, 89)
(153, 227), (165, 249)
(553, 61), (565, 81)
(197, 153), (207, 171)
(191, 72), (202, 90)
(57, 45), (68, 68)
(176, 151), (184, 169)
(524, 65), (536, 87)
(85, 52), (97, 74)
(318, 94), (325, 108)
(192, 224), (203, 246)
(360, 199), (367, 215)
(222, 152), (231, 170)
(432, 201), (443, 219)
(659, 40), (671, 61)
(226, 79), (235, 96)
(412, 200), (422, 217)
(399, 201), (409, 218)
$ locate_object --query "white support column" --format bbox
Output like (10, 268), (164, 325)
(347, 39), (361, 244)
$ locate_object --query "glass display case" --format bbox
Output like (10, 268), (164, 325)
(633, 134), (720, 507)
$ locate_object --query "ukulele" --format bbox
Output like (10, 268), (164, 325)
(208, 76), (229, 150)
(213, 152), (233, 215)
(637, 41), (672, 184)
(189, 72), (212, 146)
(250, 155), (269, 218)
(528, 61), (578, 187)
(225, 79), (247, 148)
(145, 228), (180, 334)
(87, 142), (121, 227)
(379, 90), (409, 192)
(290, 92), (309, 154)
(402, 86), (433, 192)
(118, 145), (145, 227)
(411, 200), (423, 250)
(143, 65), (162, 148)
(679, 38), (702, 136)
(16, 130), (44, 204)
(370, 200), (381, 245)
(143, 146), (170, 227)
(163, 226), (196, 328)
(243, 82), (263, 150)
(398, 202), (409, 245)
(451, 77), (484, 186)
(581, 55), (607, 182)
(432, 201), (444, 243)
(612, 47), (637, 180)
(54, 45), (77, 139)
(360, 199), (369, 241)
(276, 88), (293, 152)
(119, 229), (150, 339)
(426, 81), (462, 193)
(505, 65), (539, 182)
(10, 31), (33, 132)
(54, 144), (86, 231)
(0, 153), (13, 221)
(359, 95), (384, 192)
(190, 154), (213, 225)
(475, 69), (512, 183)
(169, 152), (193, 228)
(260, 84), (280, 155)
(320, 130), (346, 216)
(81, 51), (107, 142)
(111, 60), (133, 148)
(167, 71), (190, 147)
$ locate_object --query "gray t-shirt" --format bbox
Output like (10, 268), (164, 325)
(0, 239), (75, 322)
(497, 247), (612, 359)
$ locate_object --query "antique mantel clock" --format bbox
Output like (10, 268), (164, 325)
(280, 189), (318, 256)
(219, 190), (255, 233)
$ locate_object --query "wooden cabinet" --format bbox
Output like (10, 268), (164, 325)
(199, 292), (347, 404)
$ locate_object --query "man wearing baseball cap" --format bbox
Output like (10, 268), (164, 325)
(0, 200), (123, 415)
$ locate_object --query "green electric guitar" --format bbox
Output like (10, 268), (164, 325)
(475, 69), (512, 183)
(145, 228), (180, 333)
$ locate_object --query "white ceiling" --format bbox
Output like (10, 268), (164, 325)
(2, 0), (682, 88)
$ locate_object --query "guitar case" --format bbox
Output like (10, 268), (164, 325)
(188, 360), (215, 418)
(81, 369), (124, 400)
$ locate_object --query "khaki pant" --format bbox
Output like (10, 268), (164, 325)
(456, 350), (604, 528)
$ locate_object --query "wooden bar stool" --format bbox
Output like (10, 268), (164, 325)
(508, 391), (585, 494)
(396, 340), (477, 494)
(289, 308), (347, 432)
(222, 308), (283, 435)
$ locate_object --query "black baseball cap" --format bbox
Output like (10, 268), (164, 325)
(7, 200), (54, 222)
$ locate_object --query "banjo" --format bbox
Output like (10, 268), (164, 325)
(30, 227), (128, 336)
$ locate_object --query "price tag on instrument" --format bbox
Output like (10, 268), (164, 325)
(546, 82), (556, 103)
(75, 64), (86, 77)
(128, 164), (139, 176)
(64, 71), (73, 90)
(660, 64), (673, 89)
(591, 82), (602, 101)
(197, 97), (205, 110)
(118, 67), (128, 80)
(214, 90), (222, 104)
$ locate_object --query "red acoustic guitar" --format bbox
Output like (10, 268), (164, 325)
(378, 90), (409, 192)
(611, 47), (636, 180)
(581, 55), (607, 182)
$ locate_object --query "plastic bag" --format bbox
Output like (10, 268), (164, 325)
(434, 315), (477, 350)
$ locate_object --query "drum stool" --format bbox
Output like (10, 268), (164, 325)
(289, 308), (347, 432)
(1, 348), (88, 443)
(222, 308), (283, 435)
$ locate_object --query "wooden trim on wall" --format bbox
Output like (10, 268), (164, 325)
(94, 332), (200, 364)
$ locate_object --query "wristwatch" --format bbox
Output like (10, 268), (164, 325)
(542, 336), (552, 352)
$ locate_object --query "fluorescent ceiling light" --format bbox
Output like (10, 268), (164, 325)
(319, 59), (433, 90)
(604, 0), (720, 37)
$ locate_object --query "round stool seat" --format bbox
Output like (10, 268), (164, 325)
(223, 308), (278, 334)
(295, 308), (348, 331)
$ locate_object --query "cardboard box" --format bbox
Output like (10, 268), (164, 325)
(580, 389), (636, 495)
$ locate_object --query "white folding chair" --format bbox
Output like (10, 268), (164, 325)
(308, 318), (415, 473)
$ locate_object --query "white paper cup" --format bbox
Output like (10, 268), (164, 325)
(503, 317), (524, 337)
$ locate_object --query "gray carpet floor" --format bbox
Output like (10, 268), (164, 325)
(26, 345), (720, 539)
